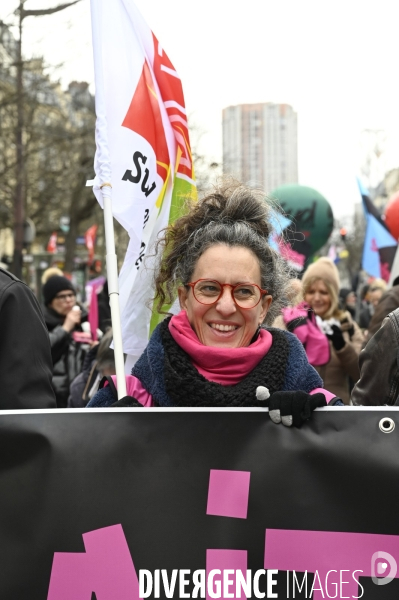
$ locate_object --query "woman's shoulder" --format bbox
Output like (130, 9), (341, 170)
(266, 326), (306, 348)
(88, 375), (155, 408)
(87, 386), (115, 407)
(266, 326), (323, 391)
(264, 326), (312, 363)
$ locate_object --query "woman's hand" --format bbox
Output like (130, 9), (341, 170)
(326, 324), (346, 351)
(62, 306), (82, 333)
(267, 391), (327, 427)
(339, 316), (355, 339)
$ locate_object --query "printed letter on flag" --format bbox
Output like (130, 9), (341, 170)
(90, 0), (196, 368)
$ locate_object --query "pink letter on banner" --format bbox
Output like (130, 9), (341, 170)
(264, 529), (399, 600)
(47, 524), (140, 600)
(207, 549), (248, 600)
(207, 470), (251, 519)
(206, 471), (250, 599)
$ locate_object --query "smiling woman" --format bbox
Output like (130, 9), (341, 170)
(89, 181), (343, 424)
(178, 246), (272, 348)
(277, 257), (364, 404)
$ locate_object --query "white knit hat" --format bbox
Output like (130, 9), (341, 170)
(302, 257), (340, 295)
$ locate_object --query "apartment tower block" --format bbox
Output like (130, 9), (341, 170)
(222, 103), (298, 192)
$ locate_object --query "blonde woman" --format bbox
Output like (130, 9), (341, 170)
(301, 258), (364, 403)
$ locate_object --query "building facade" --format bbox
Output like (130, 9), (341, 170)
(222, 103), (298, 192)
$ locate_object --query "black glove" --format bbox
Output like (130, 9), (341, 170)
(268, 391), (326, 427)
(340, 317), (355, 339)
(111, 396), (143, 407)
(326, 324), (346, 351)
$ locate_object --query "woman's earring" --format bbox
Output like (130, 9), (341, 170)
(250, 325), (261, 344)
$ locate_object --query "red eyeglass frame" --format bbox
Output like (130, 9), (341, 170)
(185, 279), (268, 309)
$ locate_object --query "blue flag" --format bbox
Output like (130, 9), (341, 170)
(358, 178), (397, 280)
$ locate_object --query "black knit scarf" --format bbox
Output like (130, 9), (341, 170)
(160, 318), (290, 407)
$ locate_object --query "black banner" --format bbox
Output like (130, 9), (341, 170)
(1, 408), (399, 599)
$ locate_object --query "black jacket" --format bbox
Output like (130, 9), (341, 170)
(0, 268), (56, 409)
(352, 308), (399, 405)
(43, 305), (87, 408)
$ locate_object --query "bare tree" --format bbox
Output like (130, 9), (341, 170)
(7, 0), (82, 277)
(0, 8), (105, 277)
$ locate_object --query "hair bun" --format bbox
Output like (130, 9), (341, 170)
(153, 179), (291, 322)
(193, 180), (273, 239)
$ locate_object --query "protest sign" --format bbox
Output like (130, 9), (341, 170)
(0, 408), (397, 598)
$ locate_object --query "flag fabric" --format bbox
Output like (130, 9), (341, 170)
(327, 244), (338, 263)
(358, 178), (397, 281)
(84, 224), (98, 265)
(268, 211), (307, 270)
(46, 232), (57, 253)
(277, 237), (306, 271)
(90, 0), (196, 367)
(86, 276), (106, 341)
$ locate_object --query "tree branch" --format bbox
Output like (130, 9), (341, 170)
(22, 0), (82, 18)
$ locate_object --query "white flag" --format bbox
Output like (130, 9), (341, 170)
(90, 0), (196, 367)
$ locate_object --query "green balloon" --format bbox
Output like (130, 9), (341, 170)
(270, 184), (334, 258)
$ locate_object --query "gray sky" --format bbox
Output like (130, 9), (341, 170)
(2, 0), (399, 219)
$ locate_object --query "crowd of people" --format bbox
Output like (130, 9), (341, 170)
(1, 180), (399, 419)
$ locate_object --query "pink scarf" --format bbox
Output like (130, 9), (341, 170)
(168, 311), (272, 385)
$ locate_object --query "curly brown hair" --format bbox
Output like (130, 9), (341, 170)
(153, 180), (292, 324)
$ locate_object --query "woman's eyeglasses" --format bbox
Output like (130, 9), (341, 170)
(54, 292), (76, 301)
(185, 279), (268, 309)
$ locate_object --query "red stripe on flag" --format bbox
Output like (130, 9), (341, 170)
(122, 62), (169, 179)
(152, 33), (194, 180)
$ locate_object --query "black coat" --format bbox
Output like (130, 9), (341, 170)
(352, 308), (399, 405)
(43, 305), (87, 408)
(0, 268), (56, 409)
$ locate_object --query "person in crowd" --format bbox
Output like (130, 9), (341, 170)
(280, 257), (363, 404)
(352, 308), (399, 405)
(339, 288), (356, 319)
(285, 278), (303, 306)
(273, 278), (307, 330)
(274, 283), (331, 375)
(42, 275), (88, 408)
(41, 266), (63, 285)
(0, 267), (56, 409)
(366, 276), (399, 338)
(358, 284), (373, 331)
(368, 278), (387, 309)
(89, 182), (342, 426)
(68, 328), (115, 408)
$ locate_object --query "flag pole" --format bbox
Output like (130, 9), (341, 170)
(90, 0), (126, 399)
(100, 182), (127, 399)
